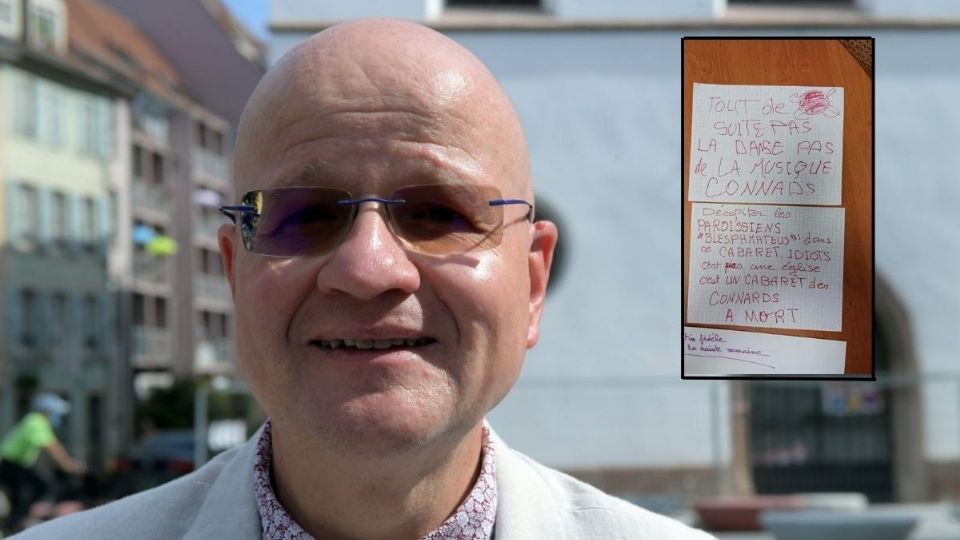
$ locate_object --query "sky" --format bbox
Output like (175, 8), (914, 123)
(221, 0), (269, 40)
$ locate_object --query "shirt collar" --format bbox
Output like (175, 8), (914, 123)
(253, 419), (498, 540)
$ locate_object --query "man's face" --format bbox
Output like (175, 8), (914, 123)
(220, 42), (555, 454)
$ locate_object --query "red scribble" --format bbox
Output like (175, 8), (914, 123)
(790, 88), (840, 118)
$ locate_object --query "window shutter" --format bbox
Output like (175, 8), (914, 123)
(67, 192), (81, 255)
(6, 181), (24, 242)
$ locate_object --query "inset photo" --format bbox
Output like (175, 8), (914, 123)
(681, 38), (874, 379)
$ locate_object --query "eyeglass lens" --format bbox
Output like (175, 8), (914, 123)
(240, 184), (508, 256)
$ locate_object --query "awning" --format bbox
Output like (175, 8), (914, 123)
(146, 235), (178, 256)
(193, 189), (223, 208)
(133, 224), (157, 245)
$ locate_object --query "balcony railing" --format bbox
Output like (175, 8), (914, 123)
(132, 325), (172, 367)
(195, 273), (232, 304)
(134, 250), (173, 285)
(132, 178), (171, 213)
(194, 212), (223, 240)
(194, 338), (235, 373)
(192, 147), (229, 181)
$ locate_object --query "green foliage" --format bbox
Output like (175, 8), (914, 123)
(135, 377), (265, 437)
(135, 378), (198, 433)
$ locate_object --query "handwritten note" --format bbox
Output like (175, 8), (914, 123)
(689, 83), (844, 205)
(684, 326), (846, 376)
(688, 203), (844, 331)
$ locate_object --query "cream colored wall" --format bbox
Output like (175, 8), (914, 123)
(2, 65), (110, 197)
(5, 138), (106, 195)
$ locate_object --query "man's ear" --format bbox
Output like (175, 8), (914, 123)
(526, 220), (558, 348)
(218, 224), (238, 299)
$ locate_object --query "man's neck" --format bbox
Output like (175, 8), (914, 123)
(270, 421), (485, 540)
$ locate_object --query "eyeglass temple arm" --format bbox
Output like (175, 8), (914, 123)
(489, 199), (535, 222)
(219, 205), (257, 224)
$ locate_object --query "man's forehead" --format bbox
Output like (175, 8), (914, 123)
(268, 21), (488, 109)
(235, 19), (531, 198)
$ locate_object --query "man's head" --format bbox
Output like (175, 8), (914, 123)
(219, 19), (557, 456)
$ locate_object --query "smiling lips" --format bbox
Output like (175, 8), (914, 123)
(310, 338), (435, 350)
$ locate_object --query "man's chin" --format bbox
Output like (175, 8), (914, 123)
(296, 394), (464, 457)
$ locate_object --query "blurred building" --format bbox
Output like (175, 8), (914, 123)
(100, 0), (267, 128)
(0, 0), (123, 470)
(268, 0), (960, 503)
(0, 0), (254, 464)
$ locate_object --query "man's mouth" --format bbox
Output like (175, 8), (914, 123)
(309, 338), (435, 350)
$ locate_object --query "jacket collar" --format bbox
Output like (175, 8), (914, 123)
(180, 423), (566, 540)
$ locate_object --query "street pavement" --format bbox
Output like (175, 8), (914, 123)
(713, 503), (960, 540)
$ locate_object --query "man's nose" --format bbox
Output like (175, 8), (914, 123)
(313, 205), (420, 299)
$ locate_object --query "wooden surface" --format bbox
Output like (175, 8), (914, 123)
(682, 39), (873, 375)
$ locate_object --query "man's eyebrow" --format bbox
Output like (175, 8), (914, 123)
(287, 160), (332, 186)
(276, 159), (477, 189)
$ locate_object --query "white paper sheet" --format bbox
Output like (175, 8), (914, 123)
(689, 83), (844, 205)
(684, 326), (846, 376)
(688, 203), (844, 331)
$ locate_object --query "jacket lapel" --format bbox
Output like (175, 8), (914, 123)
(183, 425), (265, 539)
(490, 428), (568, 540)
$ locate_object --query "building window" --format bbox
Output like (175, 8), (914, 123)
(155, 297), (167, 328)
(731, 0), (851, 3)
(79, 96), (111, 158)
(0, 1), (12, 25)
(133, 293), (145, 326)
(27, 0), (67, 52)
(132, 145), (143, 179)
(152, 153), (164, 183)
(20, 289), (37, 347)
(0, 0), (17, 38)
(195, 121), (207, 149)
(201, 310), (212, 340)
(212, 130), (224, 155)
(51, 292), (66, 349)
(13, 76), (37, 138)
(80, 97), (94, 153)
(199, 248), (222, 275)
(141, 112), (169, 143)
(83, 294), (98, 349)
(39, 84), (62, 146)
(447, 0), (541, 6)
(217, 313), (228, 339)
(28, 3), (60, 53)
(83, 197), (96, 247)
(18, 185), (39, 249)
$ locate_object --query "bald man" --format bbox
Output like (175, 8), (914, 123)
(12, 20), (713, 540)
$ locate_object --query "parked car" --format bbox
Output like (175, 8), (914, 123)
(107, 430), (198, 498)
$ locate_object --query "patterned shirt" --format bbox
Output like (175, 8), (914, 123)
(253, 420), (498, 540)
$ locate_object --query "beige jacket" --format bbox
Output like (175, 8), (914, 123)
(11, 426), (715, 539)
